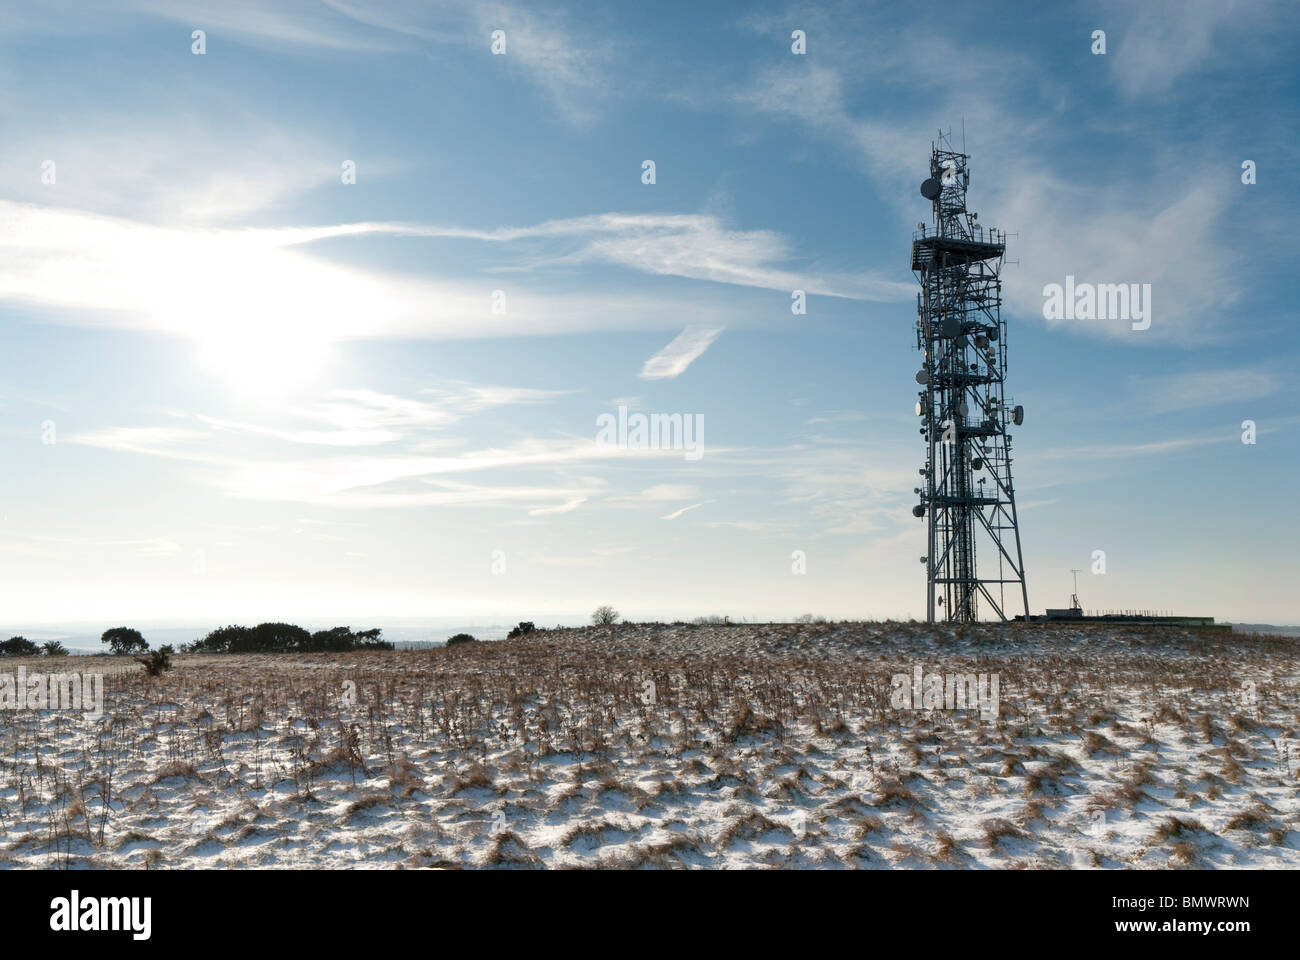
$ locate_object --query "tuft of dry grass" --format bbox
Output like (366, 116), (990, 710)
(934, 829), (959, 862)
(150, 761), (200, 784)
(342, 792), (391, 819)
(1223, 806), (1272, 831)
(982, 817), (1028, 848)
(1153, 816), (1207, 841)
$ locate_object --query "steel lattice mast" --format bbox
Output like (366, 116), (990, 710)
(910, 133), (1029, 623)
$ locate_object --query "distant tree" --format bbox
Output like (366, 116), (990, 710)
(307, 626), (351, 652)
(191, 625), (249, 654)
(248, 622), (312, 653)
(445, 633), (477, 646)
(192, 623), (389, 654)
(352, 628), (392, 651)
(307, 626), (393, 652)
(101, 626), (148, 656)
(134, 644), (174, 677)
(592, 606), (620, 626)
(41, 640), (69, 657)
(507, 621), (536, 640)
(1, 636), (40, 657)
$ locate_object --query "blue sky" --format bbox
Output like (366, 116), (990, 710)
(1, 0), (1297, 625)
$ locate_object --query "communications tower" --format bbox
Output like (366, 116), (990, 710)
(910, 132), (1029, 622)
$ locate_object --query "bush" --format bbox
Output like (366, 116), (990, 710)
(250, 622), (312, 652)
(190, 623), (391, 654)
(592, 606), (620, 626)
(507, 621), (536, 640)
(445, 633), (477, 646)
(0, 636), (40, 657)
(307, 626), (391, 651)
(190, 625), (248, 654)
(357, 628), (393, 651)
(134, 645), (174, 677)
(101, 626), (148, 656)
(41, 640), (69, 657)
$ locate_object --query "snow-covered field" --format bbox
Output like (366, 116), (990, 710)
(2, 621), (1297, 869)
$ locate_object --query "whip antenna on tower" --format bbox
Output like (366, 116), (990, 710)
(910, 131), (1030, 622)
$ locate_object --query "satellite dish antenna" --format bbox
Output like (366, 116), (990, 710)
(920, 178), (941, 201)
(941, 317), (961, 338)
(914, 401), (924, 416)
(1012, 405), (1025, 425)
(915, 369), (929, 385)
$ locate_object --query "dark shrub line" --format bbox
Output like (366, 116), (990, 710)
(188, 623), (393, 654)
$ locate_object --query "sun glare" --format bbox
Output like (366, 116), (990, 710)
(195, 327), (332, 399)
(156, 236), (355, 399)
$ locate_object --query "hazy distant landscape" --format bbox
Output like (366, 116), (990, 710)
(4, 621), (1296, 869)
(7, 617), (1298, 656)
(0, 620), (524, 654)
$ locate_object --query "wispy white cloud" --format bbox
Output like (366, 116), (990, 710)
(661, 501), (710, 520)
(31, 535), (183, 556)
(533, 545), (640, 567)
(639, 326), (723, 380)
(193, 386), (572, 447)
(197, 390), (454, 447)
(463, 2), (613, 126)
(625, 484), (701, 501)
(719, 440), (917, 538)
(315, 212), (909, 300)
(528, 496), (588, 516)
(1100, 0), (1267, 99)
(997, 178), (1244, 343)
(315, 479), (603, 511)
(68, 426), (216, 461)
(419, 383), (578, 411)
(1038, 431), (1232, 461)
(1015, 498), (1061, 512)
(699, 520), (784, 534)
(0, 121), (344, 225)
(126, 0), (401, 51)
(70, 412), (726, 510)
(804, 410), (866, 426)
(117, 0), (612, 125)
(1130, 367), (1280, 414)
(0, 204), (901, 352)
